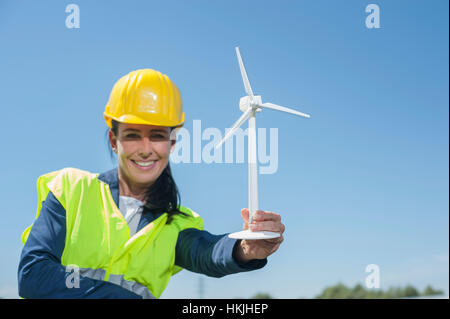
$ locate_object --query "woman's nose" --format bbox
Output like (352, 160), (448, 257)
(138, 137), (154, 157)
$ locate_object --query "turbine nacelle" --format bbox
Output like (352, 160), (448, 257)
(239, 95), (262, 113)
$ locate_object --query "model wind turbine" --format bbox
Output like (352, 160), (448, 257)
(215, 47), (311, 240)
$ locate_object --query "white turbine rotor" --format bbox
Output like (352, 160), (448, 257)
(214, 47), (311, 240)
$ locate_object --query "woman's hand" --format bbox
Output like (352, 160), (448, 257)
(233, 208), (285, 263)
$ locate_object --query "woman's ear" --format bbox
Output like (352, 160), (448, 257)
(108, 130), (117, 153)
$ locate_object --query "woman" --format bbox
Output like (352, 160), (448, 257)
(18, 69), (285, 299)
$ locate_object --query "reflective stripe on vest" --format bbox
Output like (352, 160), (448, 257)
(22, 167), (204, 298)
(78, 267), (155, 299)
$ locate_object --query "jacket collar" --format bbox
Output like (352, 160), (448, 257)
(97, 167), (162, 224)
(98, 167), (120, 207)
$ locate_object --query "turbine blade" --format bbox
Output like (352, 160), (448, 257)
(235, 47), (254, 98)
(215, 108), (253, 149)
(259, 102), (310, 118)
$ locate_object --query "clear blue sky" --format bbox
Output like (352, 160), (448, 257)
(0, 0), (448, 298)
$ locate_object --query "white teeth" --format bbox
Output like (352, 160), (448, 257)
(134, 160), (155, 167)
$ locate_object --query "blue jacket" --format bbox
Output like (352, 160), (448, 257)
(18, 168), (267, 298)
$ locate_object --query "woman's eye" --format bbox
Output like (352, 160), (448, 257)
(150, 134), (168, 141)
(124, 133), (168, 140)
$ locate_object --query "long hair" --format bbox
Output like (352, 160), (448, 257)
(105, 119), (187, 223)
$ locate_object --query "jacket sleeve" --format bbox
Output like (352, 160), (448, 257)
(17, 191), (141, 299)
(175, 228), (267, 277)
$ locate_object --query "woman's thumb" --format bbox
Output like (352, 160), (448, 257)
(241, 208), (249, 229)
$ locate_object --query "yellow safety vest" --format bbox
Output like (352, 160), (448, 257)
(21, 167), (204, 298)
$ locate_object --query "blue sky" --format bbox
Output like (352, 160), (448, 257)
(0, 0), (448, 298)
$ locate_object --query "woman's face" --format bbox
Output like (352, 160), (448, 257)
(109, 122), (176, 192)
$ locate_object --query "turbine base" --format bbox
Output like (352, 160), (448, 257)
(228, 229), (280, 240)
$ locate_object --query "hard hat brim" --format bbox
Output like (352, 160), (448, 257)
(104, 112), (185, 129)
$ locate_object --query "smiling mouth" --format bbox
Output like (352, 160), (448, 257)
(131, 159), (157, 169)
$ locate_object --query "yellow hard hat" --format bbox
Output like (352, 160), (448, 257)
(104, 69), (185, 129)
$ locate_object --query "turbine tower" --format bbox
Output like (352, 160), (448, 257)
(215, 47), (310, 240)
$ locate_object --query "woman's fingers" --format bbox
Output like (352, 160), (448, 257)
(249, 220), (285, 233)
(250, 210), (284, 234)
(241, 209), (285, 236)
(242, 209), (280, 222)
(252, 210), (281, 223)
